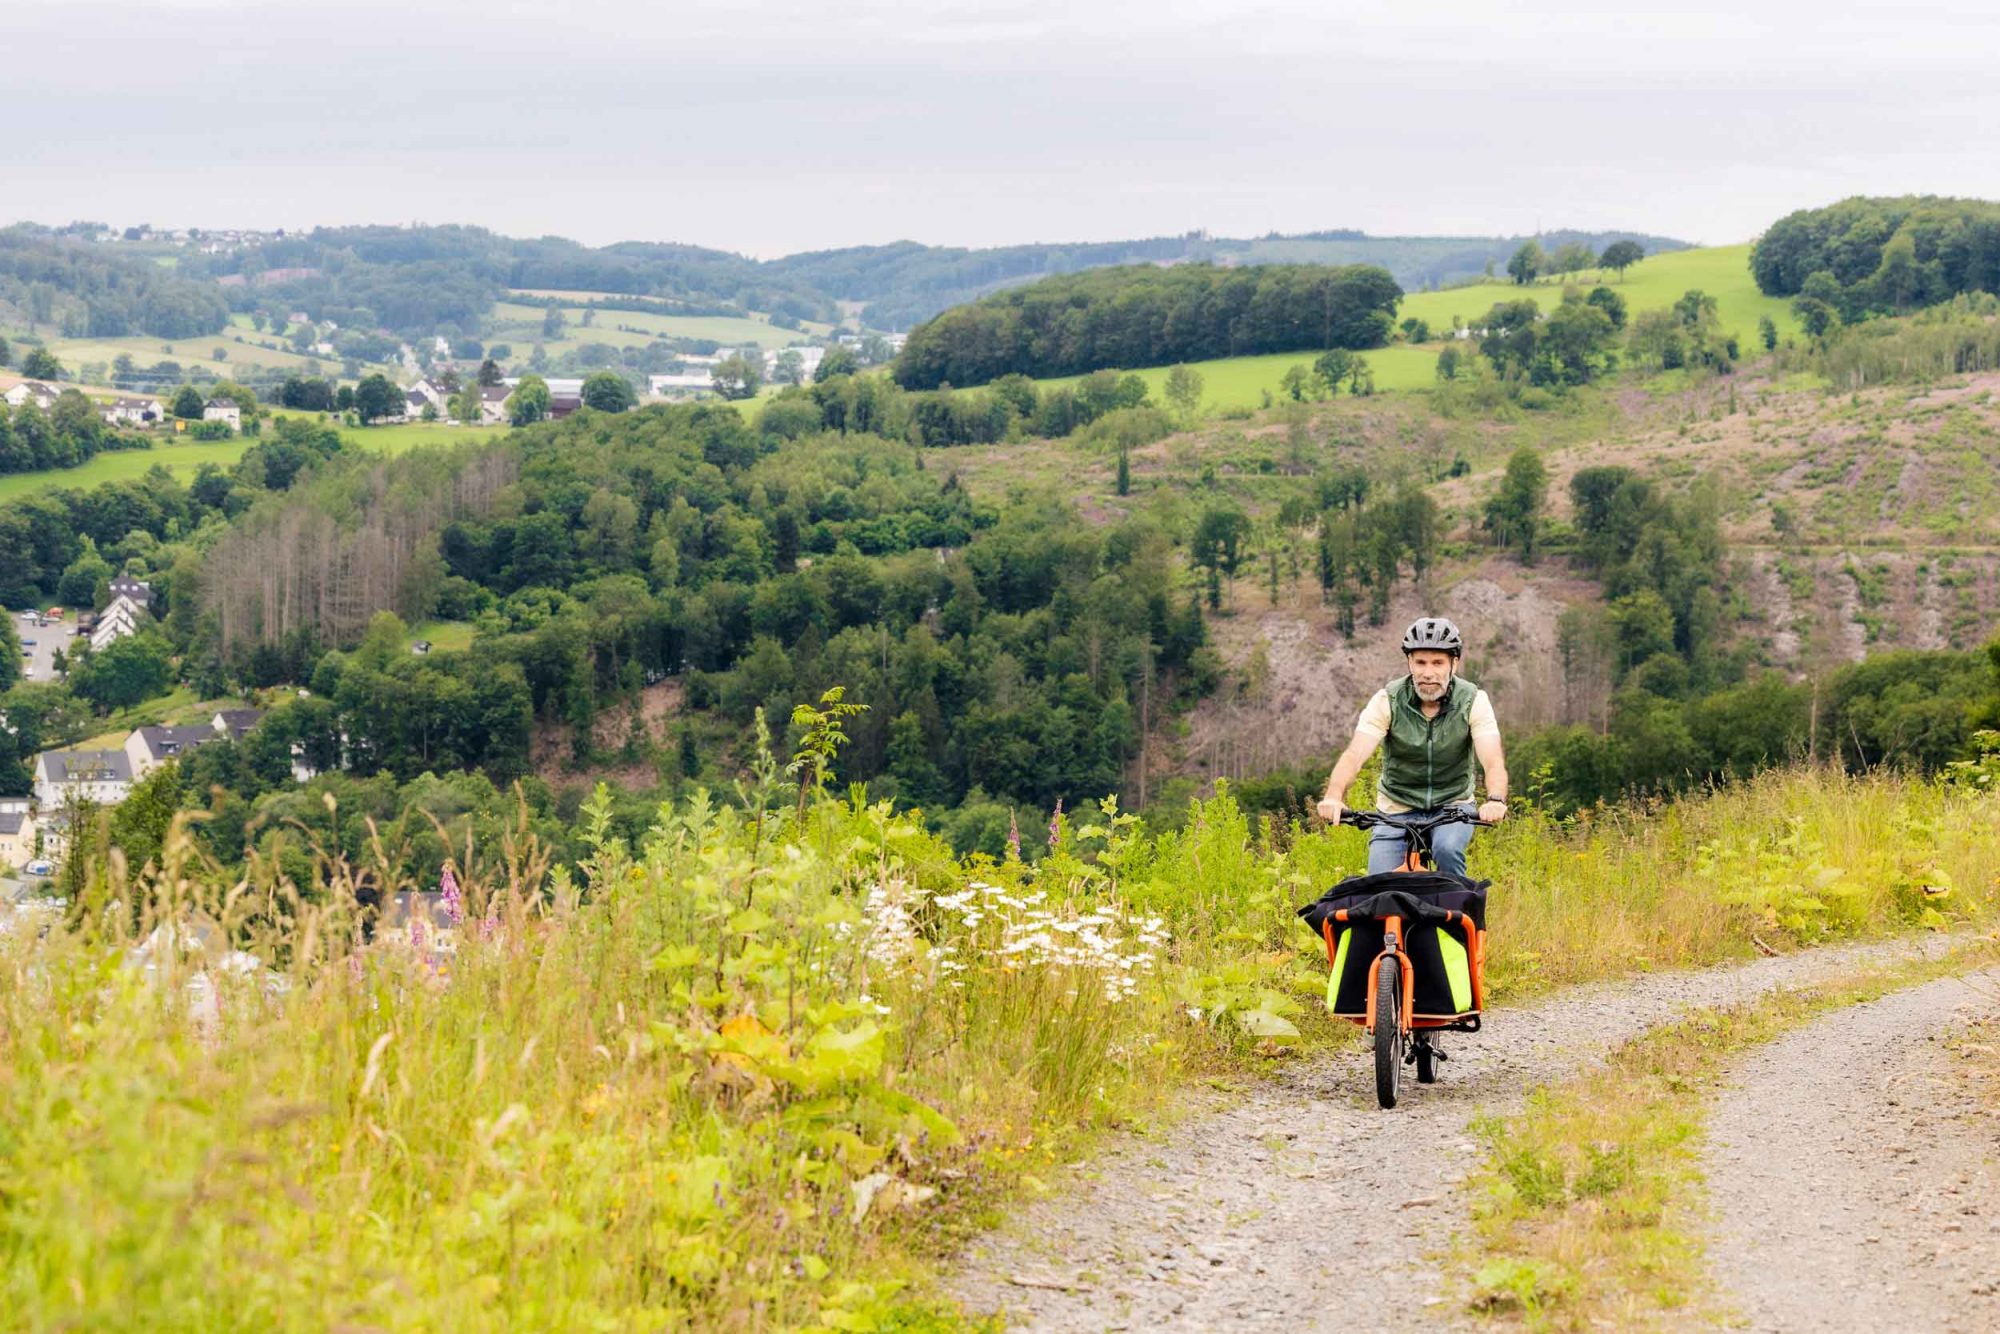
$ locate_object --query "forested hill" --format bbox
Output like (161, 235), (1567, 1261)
(0, 227), (231, 339)
(781, 228), (1692, 330)
(6, 221), (1685, 343)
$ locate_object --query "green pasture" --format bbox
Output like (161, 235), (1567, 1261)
(0, 420), (493, 503)
(1036, 343), (1442, 412)
(27, 331), (384, 384)
(492, 299), (825, 352)
(1399, 244), (1799, 349)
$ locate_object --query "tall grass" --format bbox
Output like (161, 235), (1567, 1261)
(1, 768), (1995, 1330)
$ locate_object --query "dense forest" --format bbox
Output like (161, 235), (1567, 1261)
(1750, 196), (2000, 320)
(0, 227), (231, 338)
(893, 263), (1404, 390)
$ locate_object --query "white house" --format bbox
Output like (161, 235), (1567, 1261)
(89, 597), (148, 652)
(33, 749), (135, 810)
(107, 575), (154, 611)
(3, 381), (61, 410)
(102, 396), (164, 427)
(407, 378), (448, 412)
(762, 346), (826, 382)
(0, 802), (36, 870)
(478, 384), (512, 425)
(210, 708), (264, 741)
(125, 725), (218, 778)
(202, 399), (242, 432)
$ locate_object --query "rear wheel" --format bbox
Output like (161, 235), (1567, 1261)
(1374, 956), (1403, 1109)
(1415, 1035), (1440, 1084)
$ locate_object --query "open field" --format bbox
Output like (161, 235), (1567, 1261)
(20, 331), (387, 384)
(1024, 246), (1797, 413)
(493, 298), (829, 351)
(1036, 343), (1443, 410)
(0, 420), (494, 503)
(1400, 243), (1800, 350)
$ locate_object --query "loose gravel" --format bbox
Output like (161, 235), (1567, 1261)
(948, 937), (1955, 1332)
(1704, 970), (2000, 1334)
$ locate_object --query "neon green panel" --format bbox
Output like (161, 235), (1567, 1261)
(1327, 929), (1352, 1012)
(1437, 928), (1473, 1013)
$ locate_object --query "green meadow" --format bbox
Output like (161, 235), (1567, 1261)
(0, 420), (497, 503)
(491, 298), (829, 353)
(1026, 245), (1796, 413)
(1398, 243), (1800, 349)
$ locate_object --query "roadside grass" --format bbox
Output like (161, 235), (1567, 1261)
(1, 768), (1994, 1330)
(1458, 945), (1991, 1331)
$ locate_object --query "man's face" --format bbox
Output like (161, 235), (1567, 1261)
(1407, 650), (1455, 701)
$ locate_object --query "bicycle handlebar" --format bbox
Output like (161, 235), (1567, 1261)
(1339, 809), (1494, 832)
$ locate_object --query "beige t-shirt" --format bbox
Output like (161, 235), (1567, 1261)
(1351, 685), (1500, 814)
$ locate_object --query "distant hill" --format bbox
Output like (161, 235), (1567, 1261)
(0, 226), (231, 339)
(5, 221), (1694, 349)
(773, 228), (1694, 330)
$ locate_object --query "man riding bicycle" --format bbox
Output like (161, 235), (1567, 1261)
(1314, 617), (1510, 879)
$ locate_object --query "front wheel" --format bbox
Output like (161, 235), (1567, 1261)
(1374, 956), (1403, 1109)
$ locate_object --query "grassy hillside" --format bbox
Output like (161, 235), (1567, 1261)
(0, 420), (498, 503)
(1399, 243), (1800, 349)
(1024, 246), (1798, 411)
(490, 298), (828, 353)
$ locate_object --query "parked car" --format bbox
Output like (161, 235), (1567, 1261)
(24, 860), (54, 878)
(20, 639), (35, 648)
(45, 607), (64, 620)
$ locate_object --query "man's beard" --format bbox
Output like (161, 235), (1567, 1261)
(1414, 679), (1447, 701)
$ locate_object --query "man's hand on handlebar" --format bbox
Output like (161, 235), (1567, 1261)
(1315, 794), (1343, 825)
(1478, 799), (1508, 824)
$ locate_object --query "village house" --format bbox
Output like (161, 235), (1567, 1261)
(88, 598), (147, 652)
(125, 724), (219, 778)
(202, 398), (243, 432)
(3, 381), (61, 411)
(107, 575), (154, 610)
(478, 384), (512, 425)
(33, 749), (134, 810)
(101, 396), (165, 428)
(407, 378), (448, 412)
(762, 346), (827, 382)
(0, 802), (36, 870)
(211, 708), (265, 741)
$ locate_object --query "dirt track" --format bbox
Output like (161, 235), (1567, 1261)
(949, 939), (1955, 1331)
(1704, 971), (2000, 1333)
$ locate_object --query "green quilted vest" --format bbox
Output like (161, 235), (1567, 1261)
(1377, 675), (1479, 811)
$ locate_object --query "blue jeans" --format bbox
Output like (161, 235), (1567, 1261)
(1366, 804), (1477, 878)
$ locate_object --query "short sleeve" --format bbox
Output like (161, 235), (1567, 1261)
(1354, 689), (1392, 741)
(1469, 689), (1500, 742)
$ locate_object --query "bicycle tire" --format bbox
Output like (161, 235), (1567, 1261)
(1374, 956), (1402, 1109)
(1415, 1036), (1439, 1084)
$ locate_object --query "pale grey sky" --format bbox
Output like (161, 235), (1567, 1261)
(14, 0), (2000, 256)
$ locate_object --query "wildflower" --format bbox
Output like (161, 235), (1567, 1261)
(439, 862), (464, 927)
(1048, 798), (1063, 851)
(1007, 810), (1022, 862)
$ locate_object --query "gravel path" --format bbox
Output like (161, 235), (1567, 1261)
(1705, 970), (2000, 1333)
(948, 937), (1952, 1332)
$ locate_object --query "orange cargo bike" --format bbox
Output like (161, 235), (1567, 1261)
(1296, 809), (1491, 1109)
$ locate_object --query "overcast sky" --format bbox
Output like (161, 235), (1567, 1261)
(14, 1), (2000, 257)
